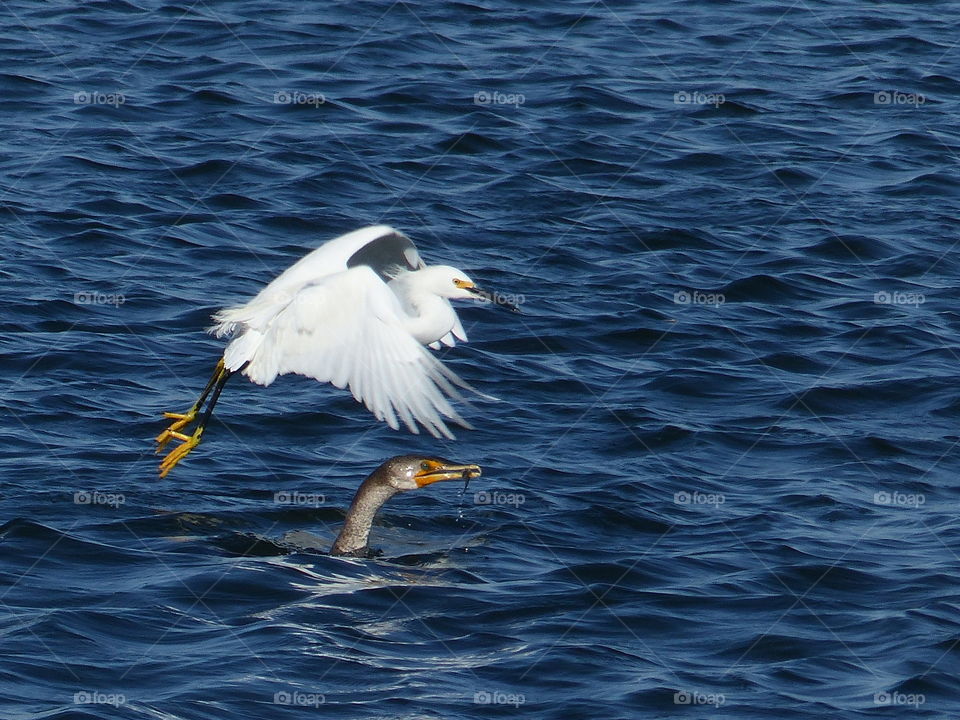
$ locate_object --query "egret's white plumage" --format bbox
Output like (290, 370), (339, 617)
(209, 225), (489, 439)
(156, 224), (517, 477)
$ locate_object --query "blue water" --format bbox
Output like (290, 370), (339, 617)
(2, 1), (959, 717)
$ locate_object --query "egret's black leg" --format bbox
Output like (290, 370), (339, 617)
(156, 358), (226, 450)
(182, 357), (226, 417)
(194, 365), (233, 437)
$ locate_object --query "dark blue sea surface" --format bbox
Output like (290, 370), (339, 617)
(2, 1), (959, 718)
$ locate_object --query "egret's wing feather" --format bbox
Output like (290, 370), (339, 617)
(452, 311), (467, 342)
(235, 266), (471, 438)
(430, 300), (467, 350)
(270, 224), (413, 288)
(210, 225), (410, 337)
(346, 228), (423, 282)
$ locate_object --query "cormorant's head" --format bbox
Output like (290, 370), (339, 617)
(377, 454), (482, 491)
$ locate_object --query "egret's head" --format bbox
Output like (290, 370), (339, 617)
(421, 265), (520, 312)
(417, 265), (478, 300)
(377, 454), (482, 492)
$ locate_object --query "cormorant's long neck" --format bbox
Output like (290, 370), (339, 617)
(331, 474), (400, 556)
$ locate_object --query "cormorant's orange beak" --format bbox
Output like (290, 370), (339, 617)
(414, 460), (482, 488)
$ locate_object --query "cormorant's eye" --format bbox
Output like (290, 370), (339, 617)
(420, 461), (431, 471)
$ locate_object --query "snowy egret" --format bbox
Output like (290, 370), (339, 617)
(156, 225), (517, 477)
(330, 455), (481, 557)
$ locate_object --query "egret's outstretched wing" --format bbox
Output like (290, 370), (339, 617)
(211, 225), (421, 338)
(220, 266), (473, 439)
(345, 228), (423, 282)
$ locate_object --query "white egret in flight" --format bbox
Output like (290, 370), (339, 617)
(155, 225), (518, 477)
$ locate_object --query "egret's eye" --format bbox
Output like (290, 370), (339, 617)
(420, 461), (431, 471)
(453, 278), (462, 285)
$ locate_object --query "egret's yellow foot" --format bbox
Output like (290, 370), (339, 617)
(158, 428), (204, 479)
(154, 357), (229, 476)
(155, 410), (198, 452)
(155, 427), (185, 453)
(162, 409), (196, 424)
